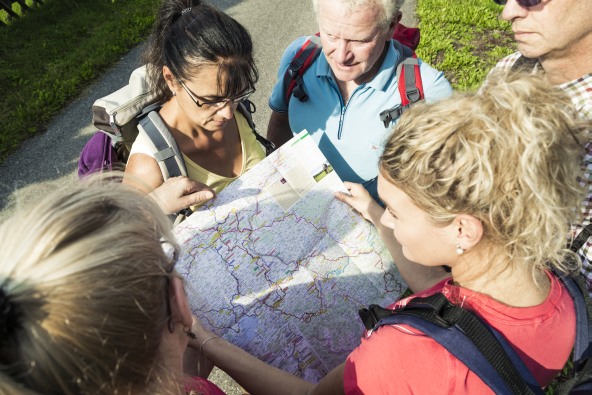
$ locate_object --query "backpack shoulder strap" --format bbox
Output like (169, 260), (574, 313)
(554, 272), (592, 394)
(236, 100), (275, 155)
(570, 224), (592, 256)
(360, 294), (543, 394)
(283, 35), (322, 103)
(378, 40), (425, 128)
(137, 110), (187, 180)
(392, 39), (424, 106)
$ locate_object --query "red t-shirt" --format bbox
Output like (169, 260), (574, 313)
(185, 376), (226, 395)
(344, 272), (575, 394)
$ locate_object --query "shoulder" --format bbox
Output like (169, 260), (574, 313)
(344, 324), (461, 394)
(279, 36), (315, 63)
(559, 72), (592, 120)
(398, 48), (453, 100)
(416, 57), (453, 98)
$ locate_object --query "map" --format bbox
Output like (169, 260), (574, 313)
(174, 131), (406, 382)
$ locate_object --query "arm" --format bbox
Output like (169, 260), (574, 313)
(188, 317), (345, 395)
(183, 345), (214, 379)
(335, 182), (448, 293)
(266, 111), (293, 148)
(123, 153), (165, 192)
(418, 59), (454, 103)
(124, 154), (215, 214)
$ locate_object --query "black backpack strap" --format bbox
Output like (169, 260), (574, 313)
(283, 35), (322, 103)
(360, 294), (543, 394)
(558, 274), (592, 365)
(570, 224), (592, 255)
(553, 273), (592, 394)
(237, 100), (275, 156)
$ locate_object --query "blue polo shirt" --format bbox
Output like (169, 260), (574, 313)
(269, 37), (453, 200)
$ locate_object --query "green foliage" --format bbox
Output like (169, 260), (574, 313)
(0, 0), (160, 161)
(416, 0), (516, 90)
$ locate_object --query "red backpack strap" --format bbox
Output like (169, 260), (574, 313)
(397, 54), (424, 107)
(392, 39), (424, 107)
(379, 41), (425, 128)
(283, 34), (322, 103)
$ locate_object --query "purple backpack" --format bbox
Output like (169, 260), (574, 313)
(78, 131), (119, 178)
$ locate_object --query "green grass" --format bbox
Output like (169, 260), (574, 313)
(0, 0), (160, 162)
(416, 0), (516, 90)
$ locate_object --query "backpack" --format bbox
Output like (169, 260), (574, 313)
(282, 22), (424, 128)
(78, 65), (275, 179)
(359, 227), (592, 394)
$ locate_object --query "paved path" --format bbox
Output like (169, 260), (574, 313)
(0, 0), (417, 222)
(0, 0), (416, 391)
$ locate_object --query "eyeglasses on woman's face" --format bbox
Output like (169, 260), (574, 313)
(493, 0), (543, 7)
(178, 79), (255, 110)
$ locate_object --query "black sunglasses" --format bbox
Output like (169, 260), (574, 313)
(178, 79), (255, 109)
(494, 0), (542, 6)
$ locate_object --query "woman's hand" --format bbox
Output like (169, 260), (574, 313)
(334, 182), (384, 225)
(149, 177), (215, 214)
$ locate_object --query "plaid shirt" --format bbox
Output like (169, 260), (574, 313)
(493, 52), (592, 293)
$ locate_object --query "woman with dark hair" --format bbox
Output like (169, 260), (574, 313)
(124, 0), (265, 208)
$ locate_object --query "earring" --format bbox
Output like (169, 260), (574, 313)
(171, 90), (176, 96)
(184, 327), (197, 339)
(455, 244), (465, 255)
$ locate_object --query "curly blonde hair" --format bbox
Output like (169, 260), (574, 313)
(0, 176), (181, 394)
(380, 72), (589, 276)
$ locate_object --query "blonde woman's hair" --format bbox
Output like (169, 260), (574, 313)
(0, 176), (180, 394)
(380, 72), (589, 276)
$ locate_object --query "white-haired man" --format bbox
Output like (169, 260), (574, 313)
(267, 0), (452, 201)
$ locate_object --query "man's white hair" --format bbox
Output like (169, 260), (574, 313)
(312, 0), (405, 31)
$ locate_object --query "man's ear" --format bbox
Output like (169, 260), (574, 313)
(454, 214), (483, 252)
(386, 11), (402, 38)
(168, 276), (193, 328)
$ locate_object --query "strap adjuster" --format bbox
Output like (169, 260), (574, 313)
(379, 105), (404, 128)
(292, 80), (309, 102)
(406, 88), (421, 103)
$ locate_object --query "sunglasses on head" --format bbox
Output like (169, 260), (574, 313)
(494, 0), (542, 7)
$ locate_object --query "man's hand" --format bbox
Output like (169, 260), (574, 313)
(149, 177), (215, 214)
